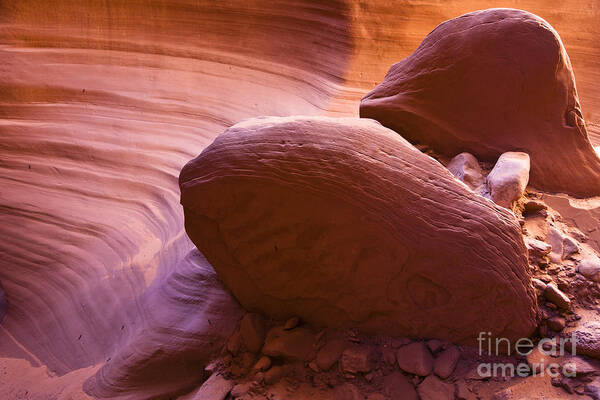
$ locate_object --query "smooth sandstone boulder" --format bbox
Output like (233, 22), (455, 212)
(360, 8), (600, 197)
(486, 152), (530, 208)
(179, 116), (537, 344)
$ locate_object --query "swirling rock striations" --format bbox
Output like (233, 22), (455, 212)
(360, 8), (600, 197)
(0, 0), (352, 377)
(84, 250), (243, 400)
(179, 116), (538, 344)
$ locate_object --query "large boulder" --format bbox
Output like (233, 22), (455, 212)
(360, 8), (600, 197)
(179, 116), (537, 344)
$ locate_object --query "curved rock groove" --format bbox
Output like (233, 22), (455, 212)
(0, 0), (599, 394)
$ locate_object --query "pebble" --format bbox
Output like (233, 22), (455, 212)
(433, 344), (460, 379)
(316, 338), (347, 371)
(283, 316), (300, 330)
(340, 345), (378, 374)
(396, 342), (434, 376)
(544, 283), (571, 310)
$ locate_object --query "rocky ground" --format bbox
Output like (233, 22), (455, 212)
(183, 146), (600, 400)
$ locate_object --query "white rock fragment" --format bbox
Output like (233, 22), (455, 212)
(191, 372), (233, 400)
(544, 284), (571, 310)
(578, 257), (600, 282)
(447, 152), (485, 192)
(546, 227), (579, 262)
(486, 152), (530, 208)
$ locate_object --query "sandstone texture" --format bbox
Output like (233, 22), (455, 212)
(360, 8), (600, 197)
(180, 116), (537, 344)
(84, 250), (243, 399)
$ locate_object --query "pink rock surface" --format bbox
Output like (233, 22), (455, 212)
(180, 116), (537, 344)
(83, 250), (242, 399)
(1, 1), (600, 397)
(360, 8), (600, 197)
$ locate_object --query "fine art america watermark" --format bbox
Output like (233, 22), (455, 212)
(477, 331), (579, 378)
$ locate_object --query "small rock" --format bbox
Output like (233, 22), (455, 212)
(240, 313), (265, 353)
(547, 316), (566, 332)
(192, 372), (233, 400)
(283, 316), (300, 330)
(382, 347), (397, 365)
(253, 371), (264, 383)
(544, 283), (571, 310)
(578, 257), (600, 282)
(227, 330), (242, 355)
(340, 345), (378, 374)
(562, 236), (579, 259)
(382, 371), (418, 400)
(433, 345), (460, 379)
(308, 361), (319, 372)
(396, 342), (434, 376)
(531, 278), (547, 291)
(427, 339), (444, 353)
(252, 355), (271, 372)
(525, 238), (552, 260)
(264, 365), (290, 385)
(418, 375), (455, 400)
(524, 200), (547, 214)
(316, 338), (347, 371)
(546, 228), (566, 263)
(561, 356), (597, 377)
(334, 383), (363, 400)
(585, 377), (600, 399)
(262, 326), (316, 361)
(446, 152), (485, 192)
(486, 152), (530, 208)
(230, 382), (253, 398)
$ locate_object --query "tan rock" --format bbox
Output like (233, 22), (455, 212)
(544, 284), (571, 310)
